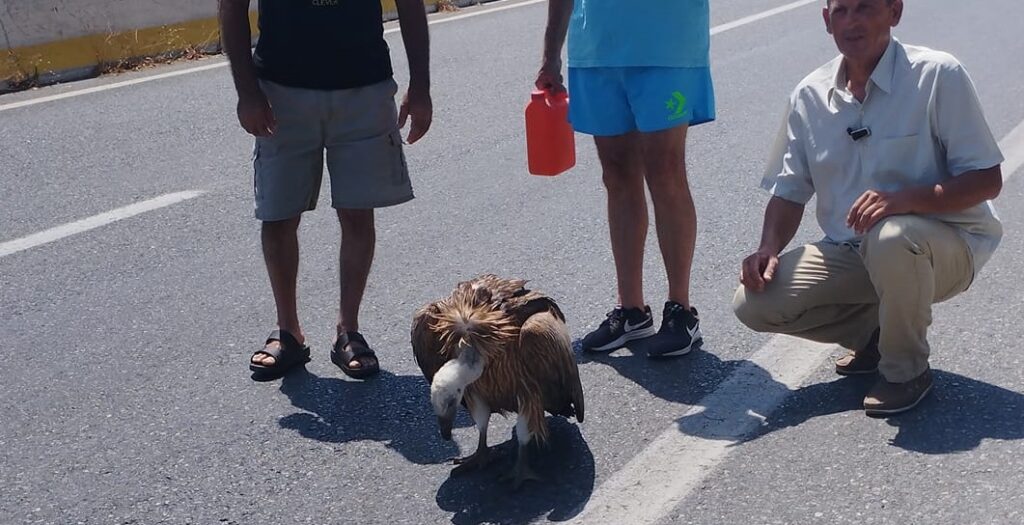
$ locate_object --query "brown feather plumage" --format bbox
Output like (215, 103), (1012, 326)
(410, 275), (584, 442)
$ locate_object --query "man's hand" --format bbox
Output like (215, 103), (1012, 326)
(237, 90), (276, 137)
(846, 189), (915, 235)
(399, 84), (432, 144)
(740, 249), (780, 293)
(535, 58), (565, 94)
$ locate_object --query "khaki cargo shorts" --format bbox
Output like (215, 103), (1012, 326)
(253, 77), (413, 221)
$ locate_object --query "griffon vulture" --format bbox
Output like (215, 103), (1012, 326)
(411, 275), (585, 487)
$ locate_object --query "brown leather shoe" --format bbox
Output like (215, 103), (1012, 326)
(863, 368), (933, 416)
(835, 329), (880, 375)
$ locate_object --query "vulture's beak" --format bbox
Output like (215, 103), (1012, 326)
(438, 414), (455, 441)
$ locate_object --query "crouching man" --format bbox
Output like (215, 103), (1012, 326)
(732, 0), (1004, 416)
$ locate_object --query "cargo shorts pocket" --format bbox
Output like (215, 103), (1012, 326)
(327, 129), (412, 208)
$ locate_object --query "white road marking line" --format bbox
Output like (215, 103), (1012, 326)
(571, 118), (1024, 525)
(711, 0), (820, 35)
(0, 63), (229, 113)
(0, 191), (205, 259)
(568, 336), (834, 525)
(425, 0), (545, 26)
(0, 0), (816, 113)
(999, 120), (1024, 180)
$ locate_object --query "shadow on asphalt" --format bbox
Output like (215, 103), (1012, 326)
(277, 367), (596, 523)
(576, 337), (741, 412)
(277, 368), (468, 465)
(583, 338), (1024, 453)
(744, 369), (1024, 453)
(434, 417), (595, 524)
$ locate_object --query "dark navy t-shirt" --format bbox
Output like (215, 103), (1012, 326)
(253, 0), (393, 90)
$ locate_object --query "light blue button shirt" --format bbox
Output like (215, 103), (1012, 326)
(761, 39), (1004, 274)
(567, 0), (711, 68)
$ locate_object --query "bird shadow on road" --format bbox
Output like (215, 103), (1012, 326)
(580, 339), (1024, 454)
(434, 416), (595, 525)
(277, 367), (470, 465)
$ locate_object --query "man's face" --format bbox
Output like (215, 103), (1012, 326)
(823, 0), (903, 62)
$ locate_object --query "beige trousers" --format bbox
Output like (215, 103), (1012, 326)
(733, 216), (974, 383)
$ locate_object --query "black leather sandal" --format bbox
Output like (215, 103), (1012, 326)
(331, 331), (380, 379)
(249, 329), (311, 380)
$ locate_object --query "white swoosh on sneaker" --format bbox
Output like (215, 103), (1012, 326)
(624, 319), (649, 332)
(687, 324), (700, 339)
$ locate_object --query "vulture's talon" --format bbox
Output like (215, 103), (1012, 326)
(500, 463), (543, 489)
(451, 448), (493, 475)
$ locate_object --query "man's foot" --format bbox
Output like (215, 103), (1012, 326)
(835, 328), (881, 375)
(249, 329), (311, 380)
(581, 306), (656, 352)
(331, 331), (380, 379)
(647, 301), (702, 358)
(863, 368), (933, 417)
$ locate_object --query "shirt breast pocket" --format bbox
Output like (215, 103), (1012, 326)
(872, 134), (920, 187)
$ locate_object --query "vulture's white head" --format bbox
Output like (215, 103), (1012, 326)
(430, 341), (485, 440)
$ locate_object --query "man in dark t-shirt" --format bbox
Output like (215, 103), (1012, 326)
(219, 0), (431, 380)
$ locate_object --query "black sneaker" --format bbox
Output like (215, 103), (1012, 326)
(647, 301), (702, 358)
(581, 306), (656, 352)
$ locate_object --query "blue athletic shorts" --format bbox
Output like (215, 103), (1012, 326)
(568, 66), (716, 136)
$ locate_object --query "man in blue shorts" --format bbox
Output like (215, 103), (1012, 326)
(537, 0), (715, 357)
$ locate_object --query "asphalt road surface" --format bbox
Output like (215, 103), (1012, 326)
(2, 0), (1023, 524)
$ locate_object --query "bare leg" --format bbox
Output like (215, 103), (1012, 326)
(253, 217), (304, 366)
(336, 208), (376, 370)
(641, 125), (695, 308)
(594, 133), (647, 309)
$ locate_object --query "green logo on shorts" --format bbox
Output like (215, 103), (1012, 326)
(665, 91), (688, 121)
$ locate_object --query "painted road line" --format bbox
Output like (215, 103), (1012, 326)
(0, 63), (230, 113)
(999, 120), (1024, 180)
(426, 0), (545, 26)
(1, 0), (818, 113)
(711, 0), (820, 35)
(569, 119), (1024, 525)
(568, 335), (834, 525)
(0, 191), (205, 259)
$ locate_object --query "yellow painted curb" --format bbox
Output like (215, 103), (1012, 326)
(1, 0), (443, 86)
(0, 11), (258, 85)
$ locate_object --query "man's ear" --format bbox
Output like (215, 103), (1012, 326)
(822, 7), (833, 35)
(890, 0), (904, 27)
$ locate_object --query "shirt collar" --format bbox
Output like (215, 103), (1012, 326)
(828, 37), (900, 103)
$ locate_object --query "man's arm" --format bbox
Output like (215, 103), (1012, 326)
(846, 166), (1002, 234)
(218, 0), (275, 136)
(535, 0), (573, 92)
(395, 0), (432, 144)
(849, 60), (1006, 234)
(741, 196), (805, 292)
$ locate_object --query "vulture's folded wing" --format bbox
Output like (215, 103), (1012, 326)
(519, 310), (585, 423)
(411, 303), (448, 384)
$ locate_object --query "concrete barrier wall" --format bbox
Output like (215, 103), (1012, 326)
(0, 0), (478, 92)
(0, 0), (222, 48)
